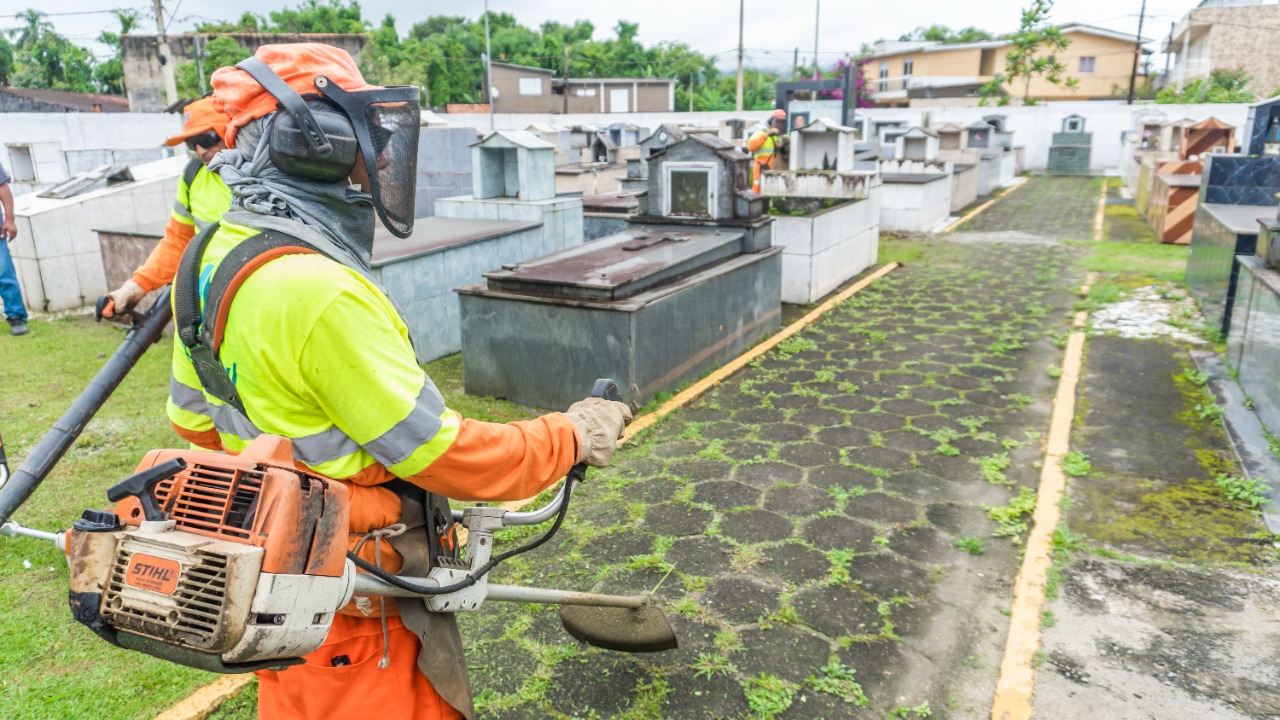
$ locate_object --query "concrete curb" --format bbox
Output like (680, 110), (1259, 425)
(152, 674), (252, 720)
(1191, 349), (1280, 532)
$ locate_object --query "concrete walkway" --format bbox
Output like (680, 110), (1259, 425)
(464, 227), (1085, 719)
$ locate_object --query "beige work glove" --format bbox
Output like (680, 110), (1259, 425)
(564, 398), (633, 468)
(104, 279), (146, 315)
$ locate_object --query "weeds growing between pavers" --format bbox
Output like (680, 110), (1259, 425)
(955, 176), (1103, 237)
(457, 237), (1083, 719)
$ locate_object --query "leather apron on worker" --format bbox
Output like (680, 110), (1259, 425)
(172, 222), (475, 720)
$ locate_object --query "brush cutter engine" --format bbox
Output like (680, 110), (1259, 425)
(67, 435), (356, 672)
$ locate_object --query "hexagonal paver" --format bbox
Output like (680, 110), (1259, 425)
(755, 422), (814, 443)
(549, 655), (643, 718)
(880, 471), (951, 501)
(734, 462), (804, 489)
(668, 458), (733, 481)
(693, 480), (762, 509)
(888, 525), (949, 563)
(793, 585), (882, 638)
(878, 430), (938, 453)
(665, 536), (733, 577)
(720, 509), (796, 544)
(807, 465), (878, 490)
(757, 542), (832, 585)
(732, 625), (833, 683)
(704, 574), (781, 624)
(661, 670), (750, 720)
(722, 441), (774, 462)
(737, 407), (788, 424)
(880, 398), (934, 417)
(816, 425), (874, 449)
(844, 492), (921, 525)
(765, 484), (834, 516)
(801, 516), (877, 552)
(700, 421), (747, 440)
(847, 553), (933, 598)
(790, 408), (848, 427)
(644, 503), (714, 536)
(822, 394), (878, 413)
(778, 443), (841, 467)
(846, 446), (914, 474)
(848, 412), (907, 433)
(581, 530), (657, 564)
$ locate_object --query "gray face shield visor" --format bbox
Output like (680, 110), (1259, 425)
(234, 57), (421, 238)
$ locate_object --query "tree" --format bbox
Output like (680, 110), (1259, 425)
(93, 10), (140, 95)
(8, 9), (96, 92)
(1158, 68), (1255, 104)
(0, 37), (13, 86)
(979, 0), (1078, 106)
(899, 25), (995, 44)
(176, 37), (252, 98)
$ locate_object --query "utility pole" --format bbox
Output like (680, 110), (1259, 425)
(735, 0), (745, 112)
(813, 0), (820, 77)
(1163, 21), (1174, 85)
(792, 47), (799, 80)
(194, 34), (205, 95)
(562, 44), (571, 115)
(484, 0), (494, 130)
(1127, 0), (1147, 105)
(152, 0), (178, 106)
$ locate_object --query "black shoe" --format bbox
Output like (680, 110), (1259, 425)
(9, 319), (28, 336)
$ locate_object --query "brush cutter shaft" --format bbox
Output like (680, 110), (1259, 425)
(0, 521), (65, 550)
(350, 572), (647, 609)
(0, 290), (173, 526)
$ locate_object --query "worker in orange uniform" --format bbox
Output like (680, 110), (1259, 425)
(101, 97), (233, 316)
(746, 108), (789, 193)
(166, 44), (633, 720)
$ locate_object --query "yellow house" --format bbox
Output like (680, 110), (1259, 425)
(864, 24), (1150, 107)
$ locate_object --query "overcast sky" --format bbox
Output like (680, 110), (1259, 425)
(12, 0), (1198, 68)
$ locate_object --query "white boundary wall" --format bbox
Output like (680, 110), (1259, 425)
(1, 113), (182, 196)
(439, 102), (1253, 175)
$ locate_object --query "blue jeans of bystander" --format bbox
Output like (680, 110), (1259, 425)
(0, 238), (28, 322)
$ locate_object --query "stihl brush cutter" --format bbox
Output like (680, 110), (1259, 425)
(0, 292), (676, 673)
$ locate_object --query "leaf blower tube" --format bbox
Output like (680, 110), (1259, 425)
(0, 290), (173, 527)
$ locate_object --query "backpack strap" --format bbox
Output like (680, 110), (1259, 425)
(180, 157), (202, 214)
(173, 224), (324, 416)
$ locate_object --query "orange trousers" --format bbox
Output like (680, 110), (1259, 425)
(255, 614), (463, 720)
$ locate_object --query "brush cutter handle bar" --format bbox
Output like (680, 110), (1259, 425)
(0, 288), (174, 527)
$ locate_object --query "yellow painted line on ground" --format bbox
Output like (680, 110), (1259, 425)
(990, 272), (1095, 720)
(153, 675), (253, 720)
(1093, 179), (1108, 241)
(621, 261), (902, 445)
(942, 176), (1030, 234)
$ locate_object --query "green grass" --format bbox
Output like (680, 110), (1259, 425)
(0, 317), (536, 719)
(1066, 239), (1190, 285)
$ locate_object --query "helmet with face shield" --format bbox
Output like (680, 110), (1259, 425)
(212, 44), (420, 238)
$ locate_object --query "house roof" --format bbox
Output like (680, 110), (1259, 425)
(0, 87), (129, 113)
(471, 130), (556, 150)
(558, 77), (675, 86)
(966, 120), (994, 130)
(863, 23), (1152, 61)
(492, 62), (554, 75)
(641, 123), (687, 147)
(934, 123), (966, 133)
(526, 123), (568, 133)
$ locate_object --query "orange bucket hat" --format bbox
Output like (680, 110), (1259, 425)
(211, 43), (373, 149)
(165, 97), (231, 147)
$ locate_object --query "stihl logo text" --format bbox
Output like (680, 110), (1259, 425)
(125, 554), (181, 595)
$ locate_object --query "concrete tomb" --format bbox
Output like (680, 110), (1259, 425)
(457, 132), (781, 409)
(877, 127), (954, 233)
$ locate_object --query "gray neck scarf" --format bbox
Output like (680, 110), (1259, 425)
(209, 115), (376, 271)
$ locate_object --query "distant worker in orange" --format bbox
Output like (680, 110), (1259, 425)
(101, 97), (233, 316)
(746, 108), (789, 193)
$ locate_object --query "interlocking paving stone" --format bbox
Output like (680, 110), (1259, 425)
(464, 228), (1086, 718)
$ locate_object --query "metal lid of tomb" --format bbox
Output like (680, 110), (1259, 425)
(483, 223), (747, 302)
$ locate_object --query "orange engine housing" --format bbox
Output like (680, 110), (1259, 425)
(112, 435), (350, 577)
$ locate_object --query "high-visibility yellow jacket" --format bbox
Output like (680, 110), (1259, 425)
(131, 162), (233, 292)
(167, 220), (581, 509)
(747, 129), (781, 180)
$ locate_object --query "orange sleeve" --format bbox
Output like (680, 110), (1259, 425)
(131, 218), (196, 292)
(170, 421), (223, 451)
(746, 131), (768, 153)
(402, 414), (582, 503)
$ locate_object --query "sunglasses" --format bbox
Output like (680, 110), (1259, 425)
(185, 130), (222, 152)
